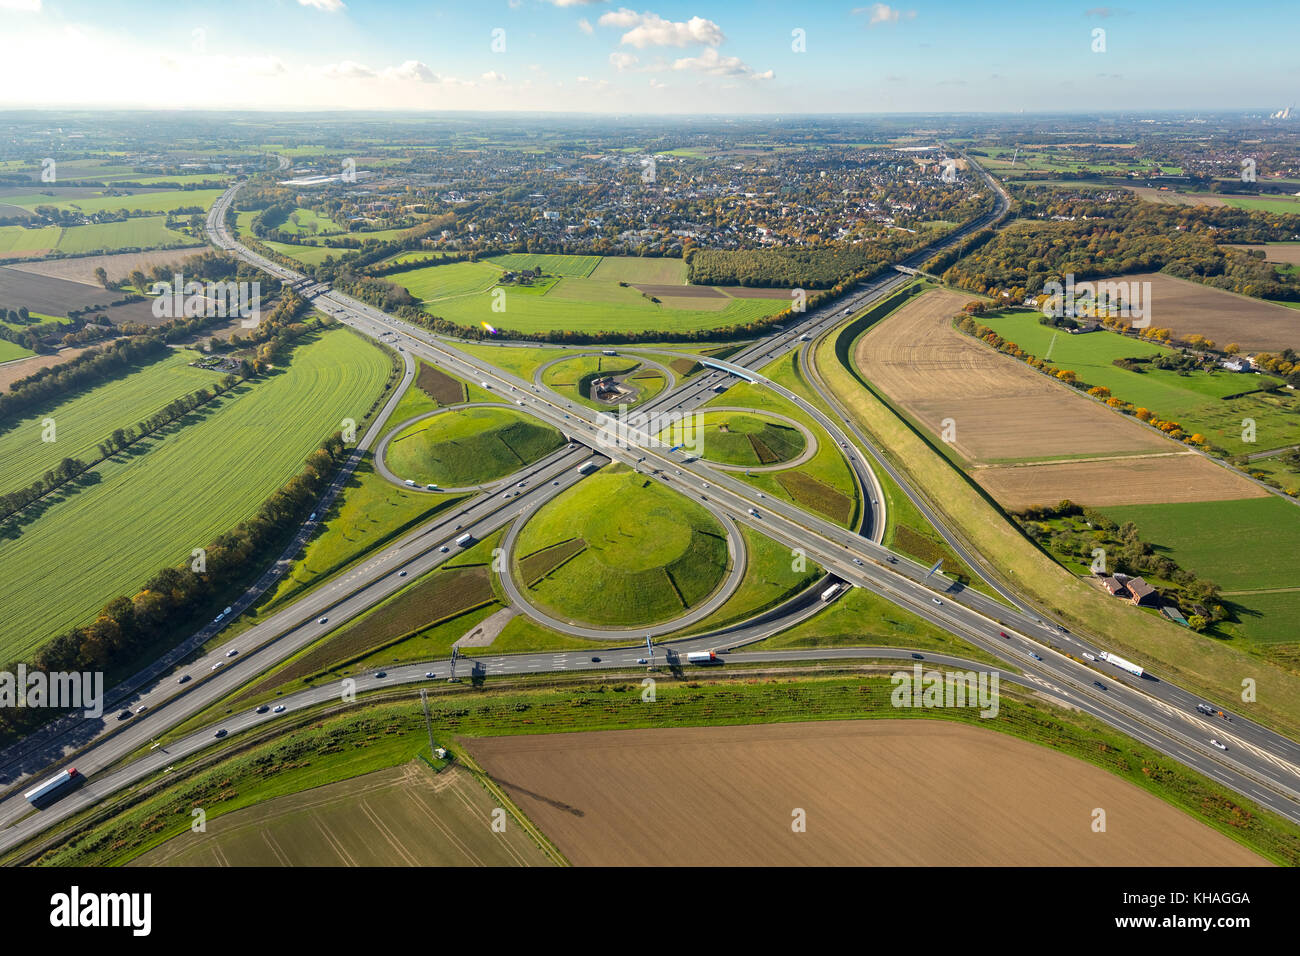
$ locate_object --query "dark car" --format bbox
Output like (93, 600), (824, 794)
(177, 674), (192, 684)
(591, 656), (601, 663)
(1093, 681), (1107, 691)
(214, 728), (228, 738)
(910, 653), (924, 660)
(998, 631), (1010, 639)
(375, 671), (387, 679)
(117, 710), (133, 720)
(256, 705), (270, 714)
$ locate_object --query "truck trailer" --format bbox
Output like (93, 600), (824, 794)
(1099, 651), (1144, 678)
(820, 583), (844, 602)
(24, 767), (78, 805)
(686, 651), (717, 664)
(455, 533), (473, 547)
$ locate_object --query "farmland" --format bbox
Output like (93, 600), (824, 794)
(662, 410), (807, 467)
(854, 288), (1263, 508)
(0, 225), (61, 258)
(53, 217), (195, 255)
(0, 328), (392, 661)
(979, 311), (1300, 459)
(470, 720), (1266, 866)
(6, 247), (205, 285)
(513, 466), (730, 626)
(134, 763), (551, 867)
(8, 188), (225, 217)
(384, 405), (565, 487)
(395, 255), (787, 335)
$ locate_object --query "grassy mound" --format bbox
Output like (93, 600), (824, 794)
(514, 466), (730, 626)
(659, 411), (806, 467)
(386, 406), (564, 486)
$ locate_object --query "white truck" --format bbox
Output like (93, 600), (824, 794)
(455, 533), (473, 547)
(1099, 651), (1144, 678)
(577, 461), (599, 475)
(686, 651), (718, 664)
(24, 767), (78, 805)
(820, 582), (844, 602)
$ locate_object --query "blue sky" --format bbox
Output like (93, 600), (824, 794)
(1, 0), (1297, 112)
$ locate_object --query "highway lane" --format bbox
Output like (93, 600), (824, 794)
(205, 181), (1300, 811)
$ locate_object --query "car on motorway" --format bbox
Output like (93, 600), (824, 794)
(273, 705), (285, 714)
(1210, 739), (1228, 751)
(256, 705), (269, 714)
(425, 672), (436, 679)
(210, 661), (224, 670)
(226, 648), (238, 657)
(1093, 681), (1107, 691)
(637, 658), (647, 664)
(998, 631), (1010, 639)
(375, 671), (386, 678)
(399, 570), (408, 577)
(853, 558), (863, 565)
(178, 674), (191, 684)
(317, 617), (328, 624)
(910, 653), (923, 660)
(214, 729), (228, 738)
(552, 480), (559, 485)
(1196, 703), (1215, 715)
(886, 555), (898, 564)
(117, 710), (133, 720)
(591, 656), (601, 662)
(1082, 652), (1097, 661)
(931, 598), (943, 605)
(439, 546), (449, 553)
(1029, 652), (1043, 661)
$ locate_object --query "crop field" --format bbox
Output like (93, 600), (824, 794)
(469, 720), (1265, 866)
(855, 288), (1262, 508)
(275, 207), (343, 236)
(589, 256), (686, 284)
(0, 329), (391, 660)
(385, 405), (564, 487)
(398, 259), (786, 335)
(6, 247), (206, 286)
(1094, 272), (1300, 352)
(0, 348), (214, 493)
(55, 216), (194, 254)
(514, 467), (730, 626)
(485, 253), (600, 277)
(979, 311), (1300, 456)
(0, 266), (157, 325)
(10, 188), (224, 217)
(662, 410), (806, 467)
(261, 240), (347, 267)
(0, 224), (61, 257)
(134, 763), (549, 867)
(1226, 242), (1300, 267)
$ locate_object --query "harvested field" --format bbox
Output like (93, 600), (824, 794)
(975, 453), (1272, 509)
(856, 288), (1261, 506)
(132, 763), (552, 867)
(468, 721), (1265, 866)
(1226, 243), (1300, 266)
(518, 537), (587, 586)
(416, 363), (465, 405)
(0, 266), (157, 325)
(1129, 186), (1225, 206)
(1096, 272), (1300, 352)
(7, 247), (205, 285)
(723, 286), (795, 299)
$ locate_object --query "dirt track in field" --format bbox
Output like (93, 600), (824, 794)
(7, 247), (205, 285)
(1226, 243), (1300, 266)
(467, 721), (1267, 866)
(853, 288), (1263, 507)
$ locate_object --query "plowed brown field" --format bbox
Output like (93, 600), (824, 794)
(854, 288), (1262, 507)
(467, 721), (1266, 866)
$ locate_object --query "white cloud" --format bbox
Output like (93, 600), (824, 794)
(599, 9), (725, 48)
(578, 17), (594, 34)
(297, 0), (346, 11)
(545, 0), (605, 6)
(853, 4), (916, 25)
(672, 47), (771, 80)
(382, 60), (438, 83)
(481, 70), (506, 83)
(0, 0), (42, 10)
(649, 78), (666, 89)
(323, 60), (376, 79)
(608, 51), (640, 71)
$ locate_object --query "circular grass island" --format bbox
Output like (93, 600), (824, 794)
(385, 406), (565, 488)
(539, 354), (668, 409)
(657, 410), (808, 469)
(512, 466), (731, 627)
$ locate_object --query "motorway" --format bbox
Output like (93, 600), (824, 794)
(2, 160), (1299, 855)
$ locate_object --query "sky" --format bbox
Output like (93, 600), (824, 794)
(0, 0), (1297, 114)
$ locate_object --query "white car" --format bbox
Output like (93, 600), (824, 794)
(317, 616), (328, 624)
(273, 705), (286, 714)
(425, 672), (436, 679)
(439, 546), (449, 553)
(931, 598), (943, 606)
(1210, 739), (1227, 751)
(210, 661), (224, 670)
(226, 648), (238, 657)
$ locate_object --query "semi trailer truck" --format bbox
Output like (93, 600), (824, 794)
(24, 767), (78, 805)
(1099, 651), (1144, 678)
(686, 651), (718, 664)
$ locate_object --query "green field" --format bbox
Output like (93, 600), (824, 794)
(539, 353), (663, 408)
(980, 312), (1299, 456)
(399, 259), (785, 335)
(0, 348), (214, 493)
(55, 216), (193, 254)
(661, 410), (806, 467)
(485, 253), (600, 277)
(13, 188), (224, 216)
(385, 405), (564, 487)
(0, 339), (33, 361)
(514, 466), (730, 626)
(275, 207), (343, 236)
(589, 256), (687, 284)
(0, 329), (392, 661)
(0, 224), (61, 256)
(262, 240), (348, 267)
